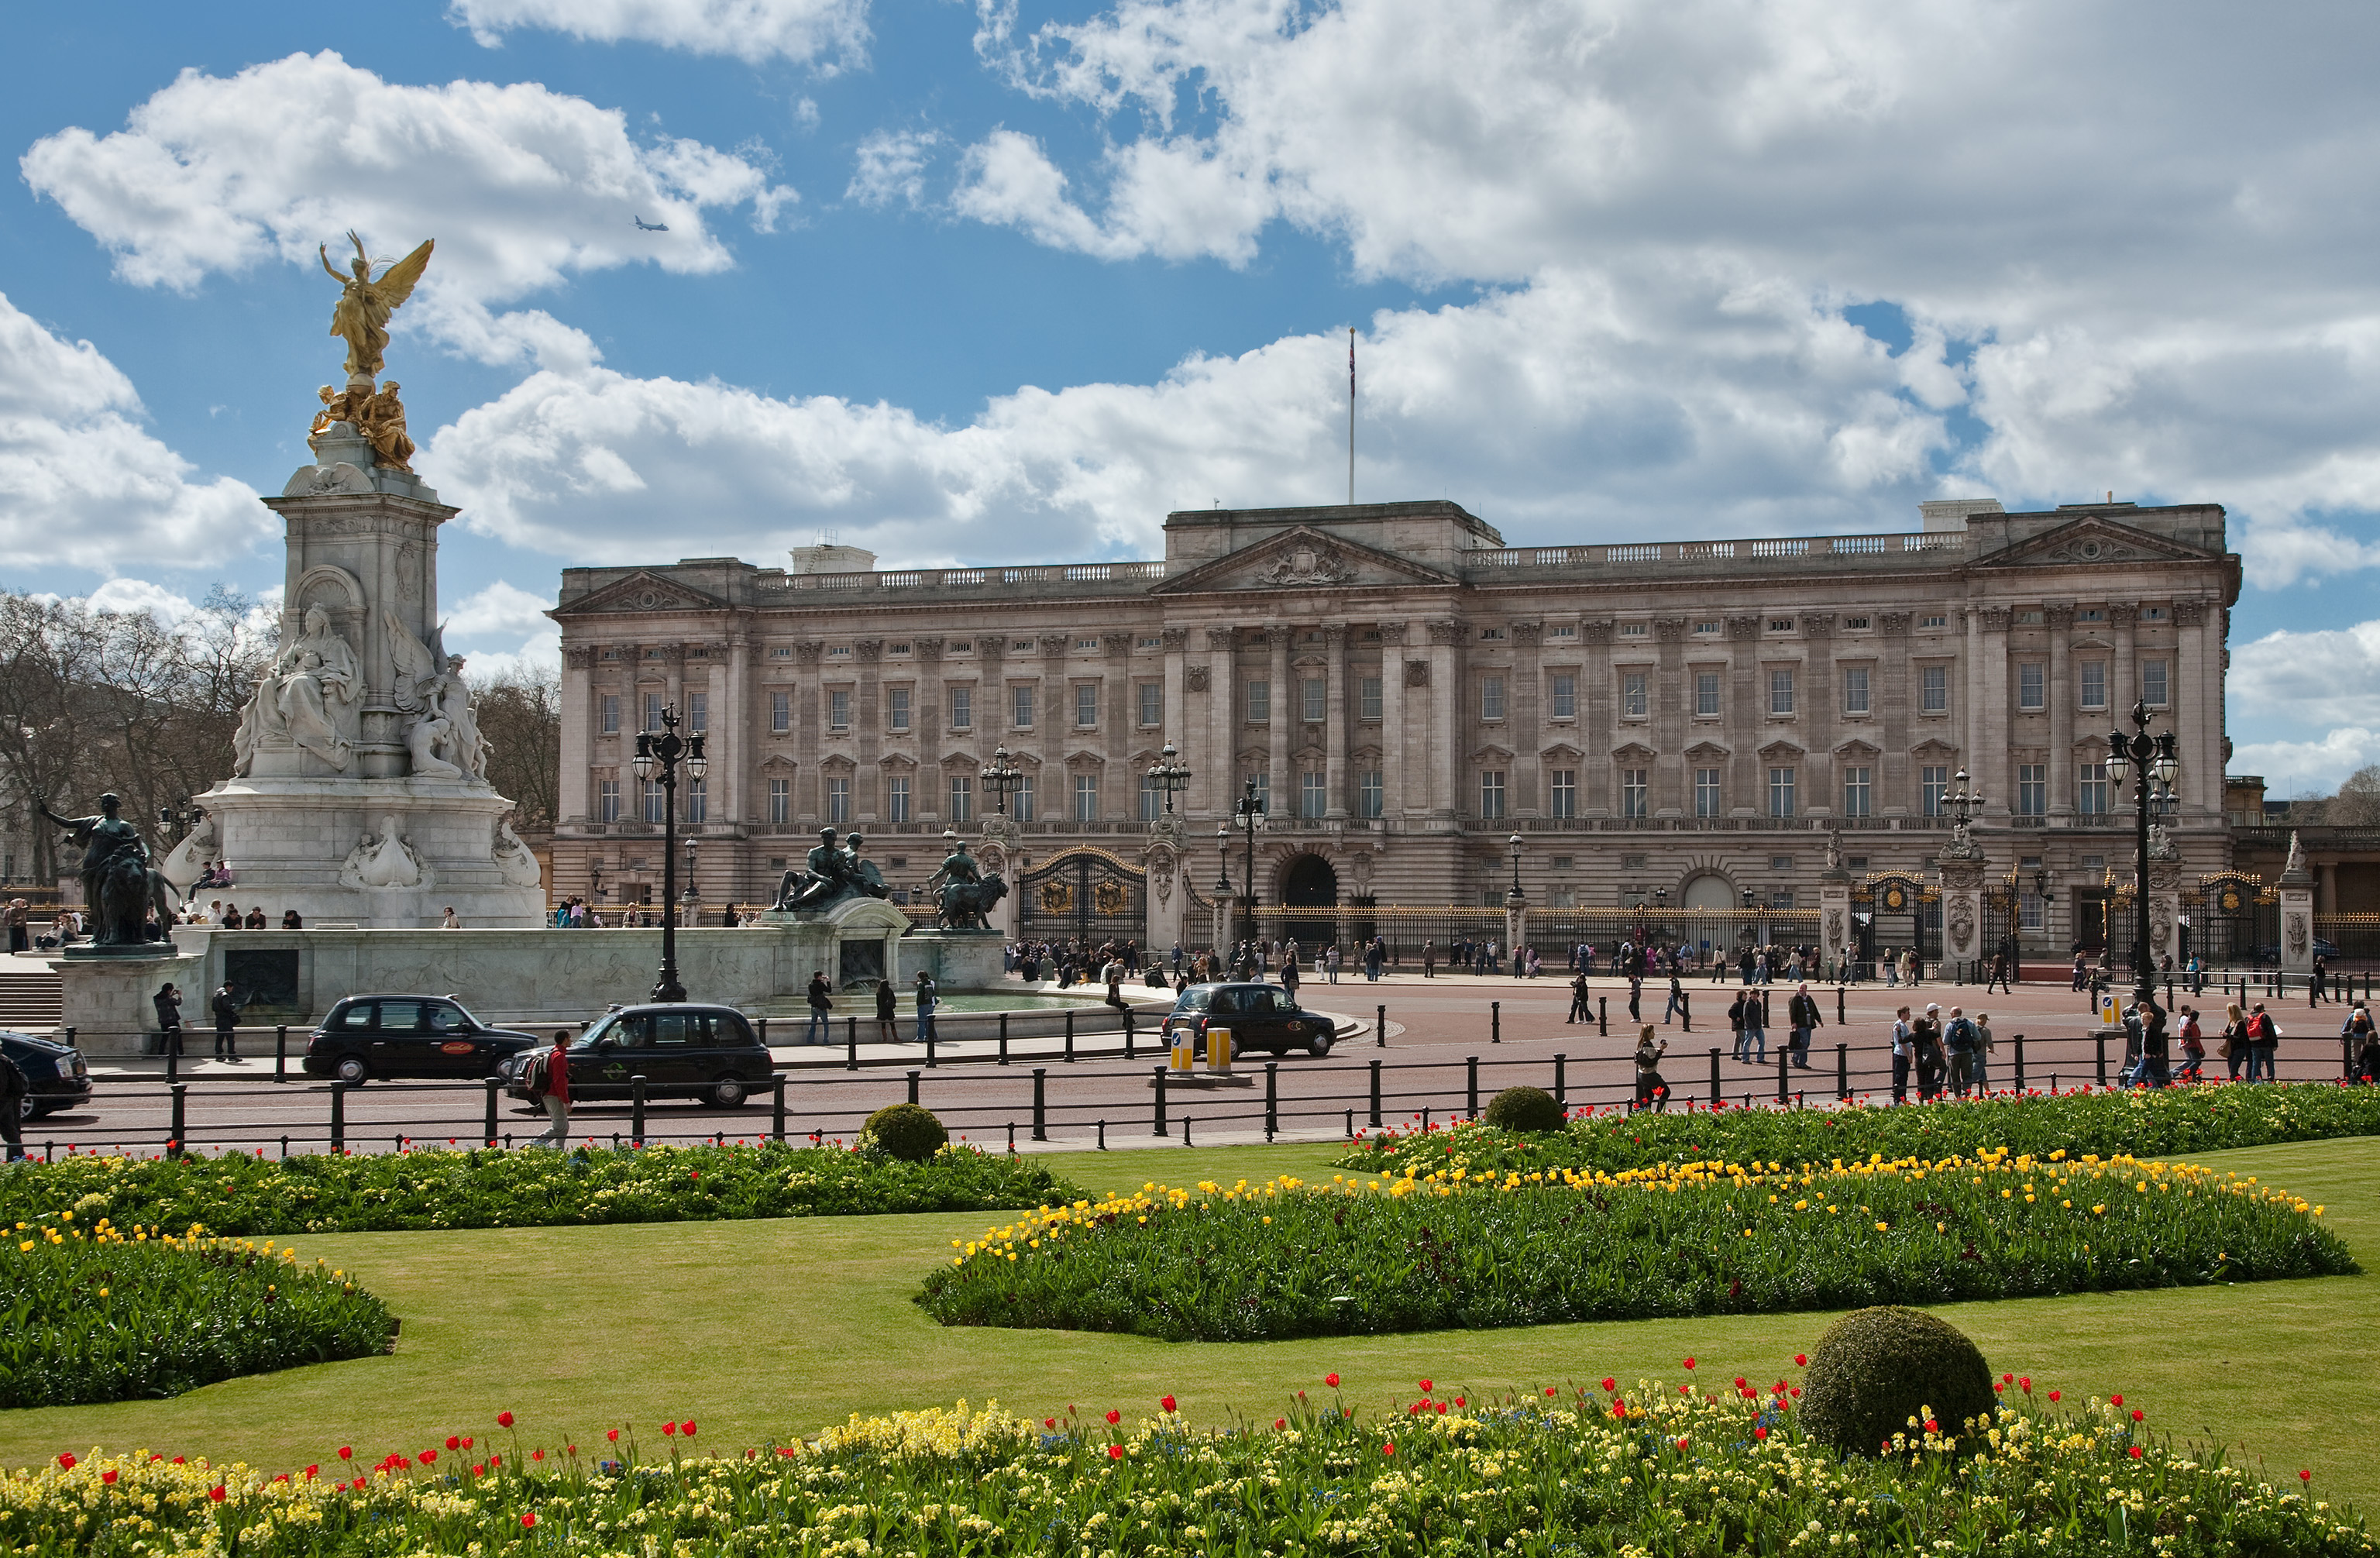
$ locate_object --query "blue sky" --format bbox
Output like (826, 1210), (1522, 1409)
(5, 0), (2379, 793)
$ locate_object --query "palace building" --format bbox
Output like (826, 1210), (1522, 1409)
(550, 497), (2239, 966)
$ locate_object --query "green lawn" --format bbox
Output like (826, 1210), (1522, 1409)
(7, 1137), (2376, 1520)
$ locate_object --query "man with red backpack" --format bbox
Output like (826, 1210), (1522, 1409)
(521, 1030), (573, 1147)
(2244, 1003), (2281, 1082)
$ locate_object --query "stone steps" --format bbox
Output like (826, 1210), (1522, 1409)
(0, 968), (64, 1032)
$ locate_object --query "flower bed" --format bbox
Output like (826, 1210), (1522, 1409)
(0, 1141), (1083, 1236)
(918, 1152), (2353, 1340)
(5, 1374), (2369, 1556)
(0, 1215), (394, 1407)
(1335, 1081), (2380, 1181)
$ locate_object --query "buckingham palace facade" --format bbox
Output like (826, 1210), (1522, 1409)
(550, 496), (2238, 963)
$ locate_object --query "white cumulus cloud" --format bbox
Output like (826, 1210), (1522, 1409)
(21, 52), (797, 367)
(0, 293), (268, 574)
(452, 0), (870, 67)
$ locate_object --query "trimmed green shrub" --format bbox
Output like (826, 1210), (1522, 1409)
(1481, 1085), (1565, 1133)
(1800, 1306), (1997, 1458)
(0, 1140), (1076, 1236)
(0, 1216), (395, 1406)
(863, 1103), (950, 1163)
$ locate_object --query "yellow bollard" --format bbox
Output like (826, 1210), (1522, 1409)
(1171, 1024), (1197, 1072)
(1206, 1025), (1233, 1075)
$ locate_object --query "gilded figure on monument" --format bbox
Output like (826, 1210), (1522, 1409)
(320, 232), (434, 380)
(359, 381), (416, 471)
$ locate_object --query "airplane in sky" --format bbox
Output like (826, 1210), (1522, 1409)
(634, 215), (669, 232)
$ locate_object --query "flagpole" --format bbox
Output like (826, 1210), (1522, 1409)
(1347, 327), (1356, 506)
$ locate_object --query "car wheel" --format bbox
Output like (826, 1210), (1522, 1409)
(1307, 1031), (1333, 1058)
(334, 1054), (369, 1086)
(15, 1096), (35, 1122)
(709, 1075), (748, 1108)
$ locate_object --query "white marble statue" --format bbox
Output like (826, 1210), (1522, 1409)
(231, 604), (359, 774)
(494, 817), (543, 887)
(340, 815), (425, 889)
(383, 608), (489, 782)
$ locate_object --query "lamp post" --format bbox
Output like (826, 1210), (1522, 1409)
(683, 834), (700, 917)
(2106, 699), (2179, 1009)
(631, 704), (706, 1003)
(157, 795), (202, 842)
(982, 745), (1021, 818)
(1233, 776), (1266, 946)
(1147, 740), (1192, 814)
(588, 858), (604, 906)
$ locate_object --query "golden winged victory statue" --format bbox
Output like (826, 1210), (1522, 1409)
(320, 231), (434, 381)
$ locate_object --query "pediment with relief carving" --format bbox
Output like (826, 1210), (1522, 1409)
(1152, 525), (1460, 595)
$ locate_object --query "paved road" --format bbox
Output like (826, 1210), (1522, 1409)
(22, 971), (2361, 1161)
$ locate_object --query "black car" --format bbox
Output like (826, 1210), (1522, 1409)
(303, 995), (543, 1085)
(2, 1030), (91, 1119)
(501, 1003), (769, 1109)
(1160, 982), (1336, 1058)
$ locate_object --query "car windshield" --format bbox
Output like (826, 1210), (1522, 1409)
(1171, 989), (1212, 1013)
(575, 1013), (635, 1050)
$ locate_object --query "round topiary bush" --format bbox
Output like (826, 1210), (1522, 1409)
(1798, 1306), (1998, 1457)
(1481, 1085), (1567, 1133)
(862, 1103), (949, 1163)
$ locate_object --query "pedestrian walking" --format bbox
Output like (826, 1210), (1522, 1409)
(2220, 1001), (2248, 1081)
(1913, 1004), (1945, 1101)
(2175, 1006), (2205, 1082)
(914, 971), (939, 1045)
(1632, 1026), (1670, 1113)
(1787, 982), (1821, 1069)
(1742, 987), (1768, 1064)
(441, 906), (461, 929)
(1728, 991), (1748, 1061)
(1280, 953), (1302, 1003)
(2246, 1002), (2281, 1082)
(805, 971), (832, 1045)
(1663, 972), (1688, 1029)
(153, 981), (184, 1062)
(2310, 956), (2328, 1008)
(1890, 1006), (1914, 1103)
(524, 1029), (572, 1148)
(1567, 972), (1590, 1024)
(1943, 1006), (1979, 1095)
(2345, 1004), (2380, 1084)
(2137, 1000), (2172, 1089)
(875, 978), (899, 1044)
(210, 982), (242, 1061)
(1627, 974), (1642, 1023)
(1973, 1011), (1996, 1091)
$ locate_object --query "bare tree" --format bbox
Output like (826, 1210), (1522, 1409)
(2329, 764), (2380, 827)
(472, 662), (562, 832)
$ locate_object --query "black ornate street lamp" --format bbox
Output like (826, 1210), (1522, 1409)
(1147, 740), (1192, 814)
(157, 796), (203, 840)
(1233, 776), (1266, 944)
(1505, 831), (1525, 907)
(631, 704), (706, 1003)
(2106, 700), (2179, 1008)
(683, 834), (700, 912)
(588, 858), (605, 904)
(982, 745), (1021, 818)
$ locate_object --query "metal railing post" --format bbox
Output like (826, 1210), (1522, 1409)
(1598, 996), (1608, 1036)
(484, 1077), (500, 1147)
(1264, 1062), (1278, 1141)
(631, 1075), (648, 1147)
(1123, 1009), (1136, 1061)
(906, 1068), (920, 1106)
(999, 1024), (1010, 1066)
(1553, 1052), (1567, 1109)
(2095, 1034), (2108, 1089)
(1376, 1005), (1387, 1047)
(1467, 1055), (1479, 1118)
(1835, 1042), (1849, 1102)
(1063, 1009), (1074, 1061)
(758, 1016), (769, 1046)
(1032, 1067), (1047, 1142)
(2012, 1034), (2026, 1092)
(1776, 1047), (1789, 1106)
(275, 1024), (288, 1083)
(329, 1083), (346, 1154)
(1152, 1066), (1168, 1137)
(1368, 1058), (1383, 1127)
(1837, 985), (1846, 1024)
(1708, 1047), (1721, 1107)
(926, 1026), (937, 1068)
(1491, 1002), (1501, 1044)
(772, 1075), (786, 1142)
(847, 1019), (858, 1071)
(169, 1082), (187, 1150)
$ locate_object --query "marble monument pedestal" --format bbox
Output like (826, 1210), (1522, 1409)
(901, 927), (1006, 991)
(203, 774), (545, 929)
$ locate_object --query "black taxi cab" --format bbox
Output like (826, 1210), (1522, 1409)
(1158, 982), (1336, 1058)
(500, 1003), (770, 1109)
(303, 995), (542, 1085)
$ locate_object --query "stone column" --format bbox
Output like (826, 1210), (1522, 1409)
(1725, 616), (1761, 815)
(560, 645), (595, 826)
(1323, 622), (1350, 818)
(2148, 851), (2182, 968)
(2175, 600), (2219, 814)
(2047, 605), (2075, 816)
(715, 635), (745, 829)
(1426, 620), (1463, 817)
(1038, 632), (1068, 823)
(2111, 602), (2138, 731)
(1584, 620), (1615, 813)
(1203, 625), (1236, 814)
(1651, 618), (1685, 814)
(1103, 630), (1134, 820)
(1266, 624), (1292, 816)
(1976, 608), (2011, 825)
(855, 638), (882, 821)
(1802, 613), (1836, 815)
(794, 641), (824, 817)
(1379, 620), (1409, 817)
(1161, 625), (1188, 808)
(1819, 864), (1855, 978)
(1937, 844), (1987, 969)
(914, 638), (945, 824)
(2279, 831), (2315, 979)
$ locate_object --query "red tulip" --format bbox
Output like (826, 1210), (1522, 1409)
(531, 1450), (545, 1462)
(1159, 1396), (1176, 1414)
(607, 1429), (621, 1443)
(445, 1436), (460, 1451)
(1601, 1378), (1616, 1392)
(2020, 1377), (2032, 1394)
(419, 1450), (437, 1465)
(338, 1447), (353, 1460)
(2110, 1394), (2123, 1407)
(1544, 1387), (1557, 1397)
(1324, 1373), (1340, 1388)
(1273, 1417), (1287, 1430)
(497, 1412), (514, 1428)
(2049, 1391), (2061, 1402)
(1676, 1437), (1690, 1451)
(681, 1422), (696, 1437)
(1925, 1419), (1939, 1432)
(663, 1422), (677, 1437)
(521, 1512), (538, 1529)
(1106, 1410), (1121, 1425)
(2301, 1470), (2313, 1483)
(1418, 1378), (1433, 1392)
(208, 1486), (226, 1502)
(2128, 1446), (2144, 1460)
(1794, 1354), (1807, 1366)
(2131, 1408), (2144, 1422)
(56, 1454), (74, 1470)
(1754, 1426), (1769, 1440)
(1381, 1443), (1395, 1457)
(101, 1470), (118, 1485)
(1107, 1444), (1123, 1460)
(1683, 1357), (1696, 1370)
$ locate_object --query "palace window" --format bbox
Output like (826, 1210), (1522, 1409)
(1013, 685), (1034, 729)
(1769, 669), (1796, 716)
(767, 776), (789, 826)
(1481, 676), (1506, 720)
(1140, 773), (1164, 822)
(1246, 679), (1270, 723)
(1842, 666), (1870, 715)
(827, 777), (851, 824)
(1073, 773), (1099, 822)
(1922, 764), (1949, 815)
(2017, 764), (2047, 817)
(1695, 672), (1720, 717)
(686, 778), (707, 824)
(1842, 765), (1873, 818)
(686, 693), (707, 733)
(1694, 768), (1721, 817)
(598, 779), (621, 824)
(1013, 775), (1034, 823)
(1358, 771), (1384, 818)
(1922, 614), (1948, 630)
(1075, 683), (1099, 728)
(827, 690), (850, 732)
(645, 693), (665, 732)
(600, 695), (621, 735)
(1622, 672), (1648, 718)
(1139, 683), (1163, 726)
(1620, 767), (1648, 819)
(1550, 768), (1577, 818)
(887, 776), (910, 824)
(2079, 660), (2107, 710)
(1359, 676), (1384, 721)
(1301, 771), (1326, 818)
(948, 775), (973, 824)
(1843, 616), (1871, 631)
(1921, 665), (1948, 714)
(1304, 677), (1326, 721)
(1480, 626), (1505, 641)
(769, 690), (790, 734)
(2078, 760), (2109, 815)
(948, 686), (972, 730)
(1479, 770), (1507, 820)
(887, 687), (910, 732)
(643, 780), (666, 824)
(2141, 659), (2169, 707)
(2017, 664), (2045, 710)
(1550, 673), (1576, 719)
(1767, 766), (1796, 817)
